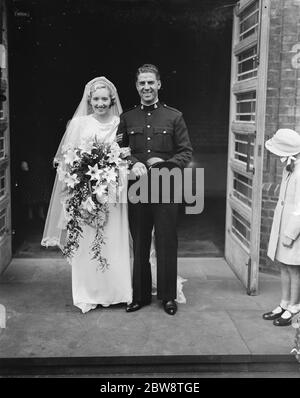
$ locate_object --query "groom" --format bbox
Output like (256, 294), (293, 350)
(118, 64), (192, 315)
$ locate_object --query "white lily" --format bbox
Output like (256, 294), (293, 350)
(63, 149), (80, 165)
(92, 183), (106, 196)
(86, 164), (102, 181)
(65, 172), (79, 188)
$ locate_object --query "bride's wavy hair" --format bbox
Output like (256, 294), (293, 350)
(87, 81), (116, 111)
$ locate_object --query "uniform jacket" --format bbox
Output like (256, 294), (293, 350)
(268, 160), (300, 265)
(117, 101), (193, 169)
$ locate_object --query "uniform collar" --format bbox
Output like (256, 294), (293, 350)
(140, 101), (160, 111)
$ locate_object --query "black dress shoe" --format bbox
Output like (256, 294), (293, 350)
(126, 302), (143, 313)
(126, 301), (151, 313)
(163, 300), (177, 315)
(273, 310), (299, 326)
(262, 306), (285, 320)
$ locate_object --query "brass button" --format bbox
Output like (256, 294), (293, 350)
(130, 131), (134, 134)
(147, 125), (150, 128)
(148, 113), (151, 116)
(147, 150), (151, 153)
(163, 130), (166, 134)
(147, 137), (151, 140)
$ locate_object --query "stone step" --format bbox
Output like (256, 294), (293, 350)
(0, 354), (299, 377)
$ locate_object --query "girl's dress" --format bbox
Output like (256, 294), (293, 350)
(268, 159), (300, 265)
(68, 114), (132, 313)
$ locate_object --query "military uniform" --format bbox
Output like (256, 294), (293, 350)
(117, 102), (192, 168)
(117, 101), (192, 304)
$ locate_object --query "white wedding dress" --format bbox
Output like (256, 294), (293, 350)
(70, 114), (132, 313)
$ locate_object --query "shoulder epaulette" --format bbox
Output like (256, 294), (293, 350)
(162, 103), (182, 114)
(121, 105), (138, 115)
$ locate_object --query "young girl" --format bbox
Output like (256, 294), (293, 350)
(263, 128), (300, 326)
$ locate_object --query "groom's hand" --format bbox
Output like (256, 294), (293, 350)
(132, 162), (147, 177)
(146, 157), (164, 167)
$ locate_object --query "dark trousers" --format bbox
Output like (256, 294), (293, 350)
(128, 200), (178, 303)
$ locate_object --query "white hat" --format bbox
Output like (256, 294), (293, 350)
(265, 128), (300, 157)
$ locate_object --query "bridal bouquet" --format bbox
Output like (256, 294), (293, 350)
(55, 137), (129, 271)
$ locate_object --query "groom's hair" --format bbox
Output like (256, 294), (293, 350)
(136, 64), (160, 81)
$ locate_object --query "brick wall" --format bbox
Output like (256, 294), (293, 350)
(260, 0), (300, 272)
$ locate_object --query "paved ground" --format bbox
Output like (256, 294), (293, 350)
(0, 257), (297, 359)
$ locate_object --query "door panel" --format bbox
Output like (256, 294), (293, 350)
(0, 0), (11, 274)
(225, 0), (270, 294)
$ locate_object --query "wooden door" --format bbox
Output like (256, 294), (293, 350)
(225, 0), (270, 294)
(0, 0), (11, 274)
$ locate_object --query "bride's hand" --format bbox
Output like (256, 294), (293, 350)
(120, 147), (131, 158)
(131, 162), (147, 177)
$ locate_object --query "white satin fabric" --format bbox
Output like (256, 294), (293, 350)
(67, 115), (131, 312)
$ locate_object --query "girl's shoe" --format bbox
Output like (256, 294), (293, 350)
(273, 310), (299, 326)
(262, 306), (285, 320)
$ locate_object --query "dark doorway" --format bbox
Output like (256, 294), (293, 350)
(9, 0), (233, 258)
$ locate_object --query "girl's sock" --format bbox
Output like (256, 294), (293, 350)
(280, 304), (300, 319)
(270, 304), (286, 314)
(287, 303), (300, 314)
(270, 300), (289, 315)
(279, 300), (290, 310)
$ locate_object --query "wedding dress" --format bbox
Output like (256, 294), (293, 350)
(68, 115), (133, 313)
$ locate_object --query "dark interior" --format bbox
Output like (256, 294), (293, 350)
(8, 0), (233, 258)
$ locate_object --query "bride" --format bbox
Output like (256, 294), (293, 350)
(42, 77), (186, 313)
